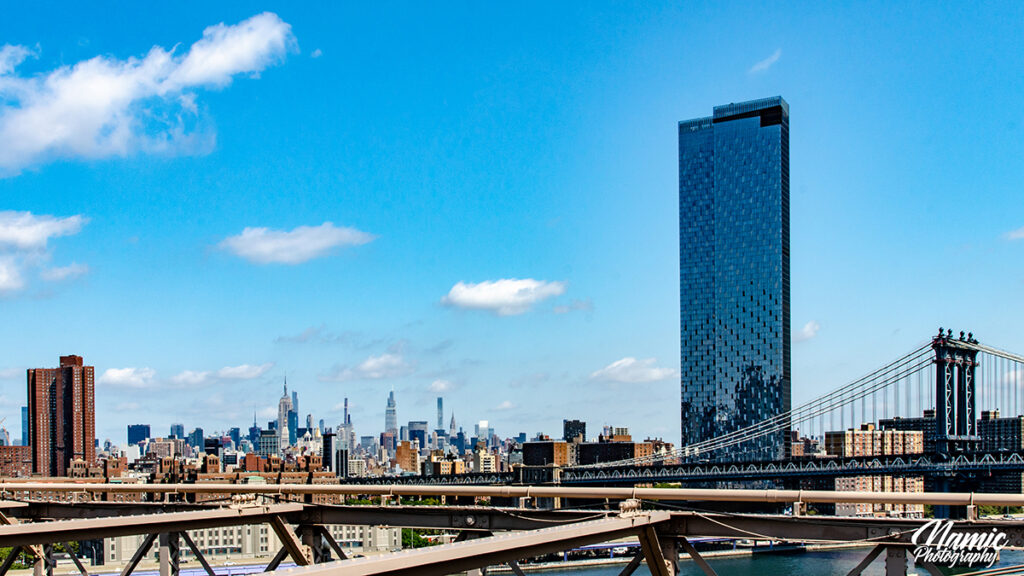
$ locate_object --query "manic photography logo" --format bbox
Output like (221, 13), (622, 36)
(911, 519), (1009, 568)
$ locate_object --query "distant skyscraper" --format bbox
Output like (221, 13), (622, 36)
(248, 411), (260, 445)
(228, 427), (241, 447)
(170, 423), (185, 439)
(408, 421), (428, 449)
(292, 389), (299, 417)
(563, 419), (586, 442)
(679, 96), (791, 460)
(127, 424), (150, 446)
(322, 431), (335, 471)
(188, 427), (204, 448)
(27, 355), (96, 476)
(20, 406), (27, 447)
(278, 380), (293, 449)
(449, 414), (456, 437)
(385, 390), (397, 436)
(339, 398), (355, 452)
(436, 397), (444, 431)
(257, 429), (279, 457)
(288, 410), (298, 445)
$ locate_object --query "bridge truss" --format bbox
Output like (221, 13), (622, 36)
(3, 484), (1024, 576)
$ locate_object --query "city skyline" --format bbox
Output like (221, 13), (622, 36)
(1, 4), (1023, 445)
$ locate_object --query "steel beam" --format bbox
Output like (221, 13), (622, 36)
(315, 526), (348, 561)
(34, 544), (54, 576)
(158, 533), (180, 576)
(0, 509), (42, 558)
(885, 546), (907, 576)
(678, 537), (717, 576)
(846, 544), (884, 576)
(297, 505), (604, 531)
(12, 482), (1024, 508)
(664, 513), (1024, 547)
(616, 552), (644, 576)
(11, 502), (212, 522)
(179, 532), (215, 576)
(269, 512), (671, 576)
(0, 504), (302, 548)
(264, 547), (289, 573)
(637, 526), (674, 576)
(0, 546), (23, 576)
(268, 515), (311, 566)
(120, 533), (157, 576)
(62, 542), (89, 576)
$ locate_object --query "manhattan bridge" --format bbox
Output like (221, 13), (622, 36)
(353, 328), (1024, 494)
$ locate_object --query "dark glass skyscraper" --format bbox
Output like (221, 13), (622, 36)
(127, 424), (150, 446)
(679, 96), (791, 461)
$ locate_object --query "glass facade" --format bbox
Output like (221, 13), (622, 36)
(679, 96), (791, 461)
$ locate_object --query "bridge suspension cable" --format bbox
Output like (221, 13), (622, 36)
(577, 342), (934, 468)
(575, 337), (1024, 470)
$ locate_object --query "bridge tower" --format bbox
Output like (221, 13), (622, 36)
(932, 328), (981, 456)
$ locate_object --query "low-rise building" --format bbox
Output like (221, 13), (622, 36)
(834, 475), (924, 518)
(105, 524), (400, 564)
(0, 445), (32, 477)
(977, 410), (1024, 452)
(472, 449), (496, 473)
(522, 441), (569, 466)
(824, 424), (924, 458)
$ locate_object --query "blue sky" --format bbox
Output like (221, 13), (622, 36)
(1, 2), (1022, 445)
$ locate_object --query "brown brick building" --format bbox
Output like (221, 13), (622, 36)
(0, 445), (32, 477)
(523, 441), (571, 466)
(27, 355), (96, 476)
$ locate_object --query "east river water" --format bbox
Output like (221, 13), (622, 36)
(532, 547), (1024, 575)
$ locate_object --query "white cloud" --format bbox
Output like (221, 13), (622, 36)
(40, 262), (89, 282)
(0, 368), (21, 380)
(494, 400), (516, 411)
(310, 49), (323, 59)
(0, 12), (295, 175)
(795, 320), (820, 342)
(219, 222), (375, 264)
(590, 357), (677, 384)
(216, 363), (274, 380)
(170, 370), (210, 386)
(319, 353), (414, 382)
(749, 48), (782, 73)
(1006, 226), (1024, 240)
(98, 367), (156, 388)
(0, 211), (88, 294)
(0, 45), (34, 76)
(0, 256), (24, 292)
(429, 379), (455, 393)
(441, 278), (567, 316)
(0, 212), (86, 250)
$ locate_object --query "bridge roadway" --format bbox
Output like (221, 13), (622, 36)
(329, 450), (1024, 486)
(4, 485), (1024, 575)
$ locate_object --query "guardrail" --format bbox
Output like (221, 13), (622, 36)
(3, 482), (1024, 507)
